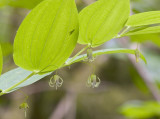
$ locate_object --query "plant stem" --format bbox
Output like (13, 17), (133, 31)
(2, 72), (35, 95)
(116, 26), (130, 38)
(66, 46), (88, 65)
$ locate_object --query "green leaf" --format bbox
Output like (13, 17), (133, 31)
(123, 26), (160, 36)
(0, 0), (44, 9)
(78, 0), (130, 47)
(0, 48), (146, 95)
(13, 0), (79, 74)
(0, 42), (13, 56)
(0, 45), (3, 75)
(126, 11), (160, 27)
(130, 33), (160, 47)
(120, 101), (160, 118)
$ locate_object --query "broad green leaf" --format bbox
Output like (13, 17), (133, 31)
(126, 11), (160, 27)
(0, 0), (44, 9)
(120, 101), (160, 118)
(78, 0), (130, 47)
(0, 42), (13, 56)
(124, 26), (160, 36)
(0, 48), (146, 95)
(130, 33), (160, 47)
(13, 0), (79, 74)
(0, 45), (2, 75)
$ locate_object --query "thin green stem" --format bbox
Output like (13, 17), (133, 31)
(1, 72), (35, 95)
(66, 45), (88, 65)
(0, 48), (147, 96)
(116, 26), (130, 38)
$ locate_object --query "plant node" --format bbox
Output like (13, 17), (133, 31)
(49, 75), (63, 90)
(86, 74), (101, 88)
(84, 48), (95, 62)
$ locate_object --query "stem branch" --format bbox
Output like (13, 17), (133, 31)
(66, 46), (88, 65)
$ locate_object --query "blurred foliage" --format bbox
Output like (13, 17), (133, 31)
(131, 0), (160, 13)
(1, 42), (12, 56)
(130, 0), (160, 48)
(120, 101), (160, 119)
(0, 0), (44, 9)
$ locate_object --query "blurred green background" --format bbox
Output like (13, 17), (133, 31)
(0, 0), (160, 119)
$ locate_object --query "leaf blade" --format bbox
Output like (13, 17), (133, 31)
(78, 0), (130, 47)
(126, 11), (160, 27)
(13, 0), (79, 73)
(124, 26), (160, 36)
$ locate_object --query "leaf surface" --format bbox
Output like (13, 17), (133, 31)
(13, 0), (79, 74)
(124, 26), (160, 36)
(126, 11), (160, 27)
(78, 0), (130, 47)
(130, 33), (160, 47)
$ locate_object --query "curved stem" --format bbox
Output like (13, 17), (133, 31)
(116, 26), (130, 38)
(0, 48), (147, 96)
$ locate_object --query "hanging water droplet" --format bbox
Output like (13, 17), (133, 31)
(86, 74), (101, 88)
(49, 75), (63, 90)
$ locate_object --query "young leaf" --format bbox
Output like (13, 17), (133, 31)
(123, 26), (160, 36)
(0, 45), (3, 75)
(126, 11), (160, 27)
(78, 0), (130, 47)
(13, 0), (79, 74)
